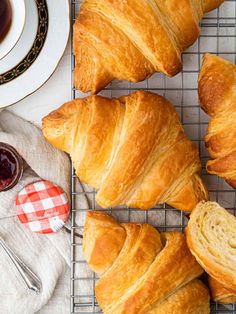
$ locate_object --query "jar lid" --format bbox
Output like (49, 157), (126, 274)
(15, 180), (70, 234)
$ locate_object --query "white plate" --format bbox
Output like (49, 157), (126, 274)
(0, 0), (70, 108)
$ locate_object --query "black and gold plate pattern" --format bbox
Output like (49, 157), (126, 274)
(0, 0), (48, 85)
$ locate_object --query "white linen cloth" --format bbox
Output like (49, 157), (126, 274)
(0, 110), (72, 314)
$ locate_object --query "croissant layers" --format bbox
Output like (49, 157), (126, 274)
(199, 54), (236, 188)
(83, 211), (210, 314)
(209, 277), (236, 305)
(186, 201), (236, 304)
(73, 0), (224, 93)
(42, 91), (208, 211)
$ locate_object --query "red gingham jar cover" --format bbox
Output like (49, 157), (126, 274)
(15, 180), (70, 234)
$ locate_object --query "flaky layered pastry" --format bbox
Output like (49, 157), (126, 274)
(73, 0), (224, 93)
(42, 91), (207, 211)
(83, 211), (210, 314)
(208, 277), (236, 305)
(186, 201), (236, 304)
(199, 53), (236, 188)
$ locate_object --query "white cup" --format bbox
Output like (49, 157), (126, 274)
(0, 0), (26, 60)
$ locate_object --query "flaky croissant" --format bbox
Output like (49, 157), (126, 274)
(83, 211), (210, 314)
(208, 277), (236, 305)
(199, 53), (236, 188)
(186, 201), (236, 304)
(42, 91), (207, 211)
(73, 0), (224, 93)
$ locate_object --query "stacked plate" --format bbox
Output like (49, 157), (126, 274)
(0, 0), (70, 108)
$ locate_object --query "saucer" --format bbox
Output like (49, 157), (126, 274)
(0, 0), (70, 108)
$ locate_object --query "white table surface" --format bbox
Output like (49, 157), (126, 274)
(8, 44), (72, 127)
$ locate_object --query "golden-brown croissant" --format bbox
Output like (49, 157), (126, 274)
(208, 277), (236, 304)
(73, 0), (224, 93)
(42, 91), (208, 211)
(199, 53), (236, 188)
(186, 201), (236, 304)
(83, 211), (210, 314)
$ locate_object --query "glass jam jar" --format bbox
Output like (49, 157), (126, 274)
(0, 143), (23, 192)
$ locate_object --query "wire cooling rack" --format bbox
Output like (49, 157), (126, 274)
(70, 1), (236, 313)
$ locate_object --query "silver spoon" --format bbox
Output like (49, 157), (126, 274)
(0, 237), (42, 293)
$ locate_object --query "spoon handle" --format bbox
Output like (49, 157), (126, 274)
(0, 238), (42, 293)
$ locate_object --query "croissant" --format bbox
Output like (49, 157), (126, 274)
(83, 211), (210, 314)
(73, 0), (224, 93)
(186, 201), (236, 304)
(208, 277), (236, 304)
(199, 53), (236, 188)
(42, 91), (208, 211)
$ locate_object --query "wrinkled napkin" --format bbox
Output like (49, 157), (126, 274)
(0, 110), (72, 314)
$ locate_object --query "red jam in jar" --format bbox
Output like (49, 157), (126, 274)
(0, 143), (23, 192)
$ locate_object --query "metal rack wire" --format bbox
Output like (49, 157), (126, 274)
(70, 1), (236, 313)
